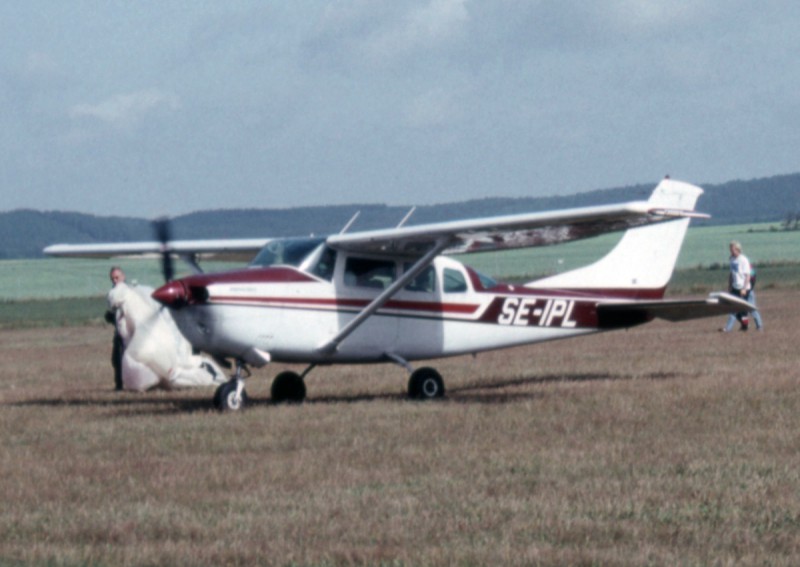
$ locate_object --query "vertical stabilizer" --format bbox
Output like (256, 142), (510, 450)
(526, 179), (703, 298)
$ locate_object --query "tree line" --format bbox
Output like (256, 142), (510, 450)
(2, 173), (797, 259)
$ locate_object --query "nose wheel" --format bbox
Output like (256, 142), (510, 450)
(213, 361), (250, 412)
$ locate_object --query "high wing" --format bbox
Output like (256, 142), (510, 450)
(327, 182), (707, 258)
(43, 238), (271, 263)
(44, 179), (705, 265)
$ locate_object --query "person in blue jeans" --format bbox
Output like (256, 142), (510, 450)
(721, 241), (763, 332)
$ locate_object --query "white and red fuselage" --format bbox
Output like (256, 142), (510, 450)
(153, 251), (660, 366)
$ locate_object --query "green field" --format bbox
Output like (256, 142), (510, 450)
(0, 258), (236, 301)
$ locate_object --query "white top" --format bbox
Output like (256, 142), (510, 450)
(730, 253), (751, 291)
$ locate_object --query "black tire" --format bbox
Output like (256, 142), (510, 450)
(214, 381), (248, 412)
(271, 371), (306, 404)
(408, 367), (445, 400)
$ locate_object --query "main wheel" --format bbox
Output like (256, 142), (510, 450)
(408, 367), (445, 400)
(214, 381), (248, 412)
(271, 371), (306, 404)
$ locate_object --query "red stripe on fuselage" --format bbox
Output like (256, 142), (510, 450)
(208, 295), (480, 315)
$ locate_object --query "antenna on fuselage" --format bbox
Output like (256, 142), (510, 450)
(396, 206), (416, 228)
(339, 211), (360, 234)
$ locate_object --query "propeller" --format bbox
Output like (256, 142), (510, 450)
(153, 216), (175, 282)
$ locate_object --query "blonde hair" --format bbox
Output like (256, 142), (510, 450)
(729, 241), (742, 253)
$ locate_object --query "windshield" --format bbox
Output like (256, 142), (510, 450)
(249, 237), (325, 268)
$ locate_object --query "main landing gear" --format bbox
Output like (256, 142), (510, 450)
(407, 367), (445, 400)
(271, 365), (315, 404)
(384, 353), (445, 401)
(266, 363), (445, 403)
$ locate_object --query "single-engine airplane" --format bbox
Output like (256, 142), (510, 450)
(45, 178), (753, 411)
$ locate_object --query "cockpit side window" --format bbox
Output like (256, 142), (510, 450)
(345, 257), (396, 289)
(309, 246), (337, 281)
(403, 264), (436, 293)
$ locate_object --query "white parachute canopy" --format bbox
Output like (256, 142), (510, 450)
(108, 282), (226, 391)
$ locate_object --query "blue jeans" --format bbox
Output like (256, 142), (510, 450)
(724, 289), (763, 331)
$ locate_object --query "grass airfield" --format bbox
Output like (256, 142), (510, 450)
(2, 290), (799, 565)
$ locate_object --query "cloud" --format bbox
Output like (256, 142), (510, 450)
(382, 0), (468, 54)
(23, 52), (60, 80)
(69, 88), (180, 129)
(307, 0), (468, 70)
(404, 86), (463, 128)
(605, 0), (711, 30)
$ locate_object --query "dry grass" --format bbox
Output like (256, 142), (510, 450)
(1, 291), (799, 566)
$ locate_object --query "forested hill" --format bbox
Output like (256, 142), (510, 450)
(2, 173), (798, 259)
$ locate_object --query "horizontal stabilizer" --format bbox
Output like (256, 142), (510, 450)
(597, 292), (755, 329)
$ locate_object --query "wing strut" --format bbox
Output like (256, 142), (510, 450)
(316, 237), (453, 355)
(178, 253), (204, 274)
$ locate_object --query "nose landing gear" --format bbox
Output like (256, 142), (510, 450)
(213, 360), (251, 412)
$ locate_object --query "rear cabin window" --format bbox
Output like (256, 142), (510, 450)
(443, 267), (469, 293)
(345, 258), (396, 289)
(403, 264), (436, 293)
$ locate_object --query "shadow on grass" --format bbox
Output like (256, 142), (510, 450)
(447, 371), (680, 404)
(7, 389), (406, 415)
(6, 371), (680, 416)
(7, 394), (216, 414)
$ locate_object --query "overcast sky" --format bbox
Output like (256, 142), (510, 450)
(1, 1), (798, 217)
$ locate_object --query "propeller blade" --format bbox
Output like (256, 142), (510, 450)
(153, 217), (175, 282)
